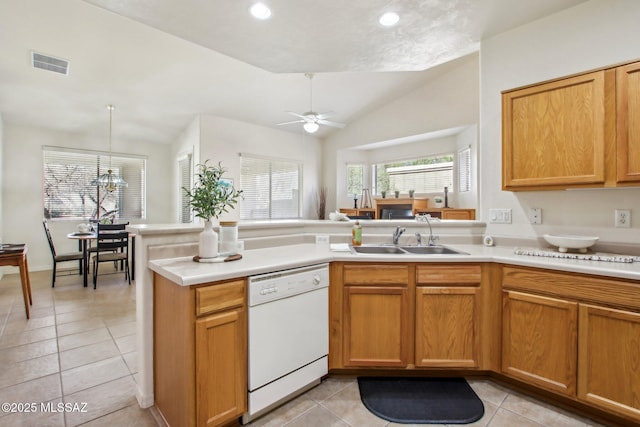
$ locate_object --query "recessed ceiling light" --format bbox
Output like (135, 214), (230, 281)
(250, 3), (272, 20)
(379, 12), (399, 26)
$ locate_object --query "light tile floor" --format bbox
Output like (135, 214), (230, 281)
(0, 267), (616, 427)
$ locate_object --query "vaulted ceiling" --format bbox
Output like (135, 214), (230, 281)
(0, 0), (589, 143)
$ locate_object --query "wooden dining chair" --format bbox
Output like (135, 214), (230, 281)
(42, 219), (85, 287)
(92, 225), (130, 289)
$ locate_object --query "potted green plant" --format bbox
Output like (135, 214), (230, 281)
(183, 160), (243, 259)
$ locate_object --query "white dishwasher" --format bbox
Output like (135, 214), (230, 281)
(242, 263), (329, 424)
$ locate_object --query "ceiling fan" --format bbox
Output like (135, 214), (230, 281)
(277, 73), (346, 134)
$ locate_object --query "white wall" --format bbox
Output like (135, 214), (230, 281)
(198, 115), (323, 220)
(170, 116), (200, 222)
(2, 124), (173, 271)
(324, 53), (479, 212)
(480, 0), (640, 244)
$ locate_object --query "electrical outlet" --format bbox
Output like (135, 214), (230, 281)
(529, 208), (542, 224)
(615, 209), (631, 228)
(489, 208), (512, 224)
(315, 234), (330, 245)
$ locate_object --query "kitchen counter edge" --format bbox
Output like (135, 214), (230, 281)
(148, 243), (640, 286)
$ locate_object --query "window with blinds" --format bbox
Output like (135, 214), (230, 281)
(346, 164), (364, 197)
(240, 155), (302, 219)
(178, 154), (193, 223)
(458, 147), (471, 193)
(43, 147), (146, 221)
(374, 154), (454, 194)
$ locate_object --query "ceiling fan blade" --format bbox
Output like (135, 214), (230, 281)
(318, 119), (346, 129)
(285, 111), (309, 120)
(276, 119), (305, 126)
(315, 111), (335, 120)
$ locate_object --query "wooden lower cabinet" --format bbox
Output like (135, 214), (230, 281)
(502, 290), (578, 396)
(196, 308), (246, 427)
(415, 264), (481, 368)
(578, 304), (640, 419)
(343, 285), (409, 367)
(154, 273), (247, 427)
(415, 286), (479, 367)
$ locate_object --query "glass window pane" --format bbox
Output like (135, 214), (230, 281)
(43, 147), (146, 221)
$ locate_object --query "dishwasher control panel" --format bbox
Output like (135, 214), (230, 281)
(248, 263), (329, 306)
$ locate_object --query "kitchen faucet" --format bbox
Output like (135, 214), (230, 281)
(416, 214), (439, 246)
(392, 227), (405, 245)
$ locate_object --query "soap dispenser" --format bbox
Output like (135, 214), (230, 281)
(352, 221), (362, 246)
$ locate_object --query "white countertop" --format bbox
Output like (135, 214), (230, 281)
(148, 243), (640, 286)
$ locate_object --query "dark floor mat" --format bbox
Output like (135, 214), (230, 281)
(357, 377), (484, 424)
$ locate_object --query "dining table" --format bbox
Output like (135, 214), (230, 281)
(67, 231), (136, 287)
(0, 244), (32, 318)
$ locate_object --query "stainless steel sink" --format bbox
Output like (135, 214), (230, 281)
(349, 244), (468, 255)
(400, 245), (468, 255)
(350, 245), (407, 254)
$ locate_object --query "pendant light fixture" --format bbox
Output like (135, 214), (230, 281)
(92, 104), (127, 192)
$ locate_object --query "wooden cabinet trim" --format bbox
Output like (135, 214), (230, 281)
(416, 264), (481, 285)
(343, 264), (409, 286)
(196, 279), (245, 317)
(502, 266), (640, 311)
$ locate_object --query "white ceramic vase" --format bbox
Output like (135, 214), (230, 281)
(199, 220), (219, 259)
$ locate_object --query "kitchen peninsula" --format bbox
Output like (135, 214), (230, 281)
(130, 221), (640, 427)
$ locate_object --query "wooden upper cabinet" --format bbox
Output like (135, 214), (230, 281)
(502, 71), (608, 190)
(616, 61), (640, 183)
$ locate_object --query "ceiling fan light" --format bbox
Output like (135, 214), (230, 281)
(250, 3), (272, 20)
(379, 12), (400, 26)
(303, 122), (319, 133)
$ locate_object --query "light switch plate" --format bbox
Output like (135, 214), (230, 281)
(489, 208), (512, 224)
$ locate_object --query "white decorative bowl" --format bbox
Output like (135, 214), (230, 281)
(543, 234), (599, 253)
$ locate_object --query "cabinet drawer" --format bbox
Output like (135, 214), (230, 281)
(343, 264), (408, 286)
(196, 279), (245, 317)
(416, 265), (481, 285)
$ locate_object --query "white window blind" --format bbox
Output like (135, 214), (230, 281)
(240, 155), (301, 219)
(458, 147), (471, 193)
(346, 164), (364, 197)
(374, 154), (454, 194)
(43, 147), (146, 221)
(178, 154), (192, 223)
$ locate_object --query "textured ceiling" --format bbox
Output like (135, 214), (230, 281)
(82, 0), (589, 73)
(0, 0), (589, 144)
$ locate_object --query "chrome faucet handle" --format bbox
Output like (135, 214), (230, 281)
(428, 234), (440, 246)
(415, 232), (423, 246)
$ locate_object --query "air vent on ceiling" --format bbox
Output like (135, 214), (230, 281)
(31, 51), (69, 75)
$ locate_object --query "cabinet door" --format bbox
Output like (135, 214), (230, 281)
(616, 61), (640, 183)
(343, 286), (409, 367)
(502, 291), (577, 396)
(502, 71), (606, 189)
(415, 287), (478, 367)
(196, 308), (247, 427)
(578, 304), (640, 419)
